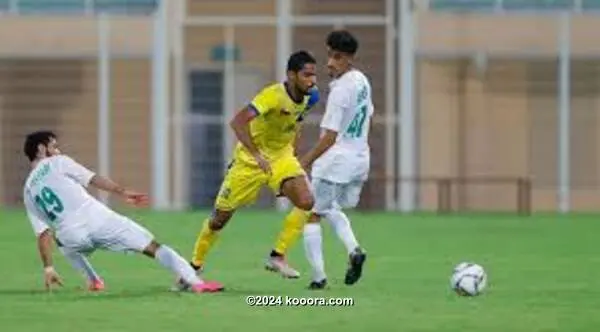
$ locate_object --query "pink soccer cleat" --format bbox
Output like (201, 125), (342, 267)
(191, 281), (224, 293)
(265, 256), (300, 279)
(88, 279), (105, 292)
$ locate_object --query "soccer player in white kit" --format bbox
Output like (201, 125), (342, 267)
(22, 131), (223, 293)
(299, 30), (371, 289)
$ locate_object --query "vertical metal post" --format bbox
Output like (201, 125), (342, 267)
(495, 0), (504, 11)
(384, 0), (396, 211)
(223, 24), (236, 171)
(276, 0), (292, 82)
(398, 0), (417, 212)
(97, 14), (111, 204)
(8, 0), (18, 14)
(0, 98), (3, 203)
(84, 0), (93, 15)
(173, 0), (187, 210)
(151, 0), (170, 210)
(557, 13), (571, 213)
(276, 0), (293, 211)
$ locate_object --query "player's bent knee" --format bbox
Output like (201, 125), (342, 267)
(210, 220), (226, 231)
(142, 240), (161, 258)
(307, 212), (322, 223)
(209, 218), (228, 231)
(209, 210), (233, 231)
(296, 195), (315, 211)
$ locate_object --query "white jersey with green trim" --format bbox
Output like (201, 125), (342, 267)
(23, 155), (98, 236)
(311, 69), (373, 183)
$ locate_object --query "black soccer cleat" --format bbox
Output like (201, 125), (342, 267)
(344, 248), (366, 285)
(308, 279), (327, 290)
(190, 262), (204, 272)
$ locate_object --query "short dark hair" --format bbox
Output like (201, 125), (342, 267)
(24, 130), (56, 162)
(326, 30), (358, 55)
(287, 50), (316, 73)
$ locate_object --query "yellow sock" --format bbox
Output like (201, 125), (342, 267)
(273, 207), (311, 256)
(191, 218), (220, 267)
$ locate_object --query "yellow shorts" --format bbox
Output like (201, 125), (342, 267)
(215, 154), (306, 211)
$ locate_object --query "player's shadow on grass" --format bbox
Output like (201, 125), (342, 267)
(0, 286), (277, 300)
(214, 286), (284, 296)
(0, 288), (50, 296)
(0, 286), (171, 300)
(70, 286), (176, 301)
(68, 287), (275, 300)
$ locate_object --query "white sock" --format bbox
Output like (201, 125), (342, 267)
(155, 245), (203, 286)
(303, 222), (326, 282)
(324, 209), (359, 254)
(59, 247), (102, 282)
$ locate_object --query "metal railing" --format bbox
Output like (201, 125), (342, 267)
(428, 0), (600, 12)
(393, 177), (532, 215)
(0, 0), (157, 15)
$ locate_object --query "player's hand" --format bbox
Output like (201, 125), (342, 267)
(253, 153), (272, 175)
(123, 190), (149, 207)
(300, 156), (313, 171)
(43, 266), (63, 291)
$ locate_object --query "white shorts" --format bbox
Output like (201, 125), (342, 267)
(55, 207), (154, 254)
(311, 177), (365, 214)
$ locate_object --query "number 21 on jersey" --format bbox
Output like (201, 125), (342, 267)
(34, 187), (64, 222)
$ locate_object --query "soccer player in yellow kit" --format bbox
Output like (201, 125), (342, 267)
(187, 51), (320, 282)
(268, 31), (369, 290)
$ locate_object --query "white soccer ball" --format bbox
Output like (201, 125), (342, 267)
(450, 262), (487, 296)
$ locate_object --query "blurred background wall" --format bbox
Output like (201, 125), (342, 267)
(1, 0), (600, 214)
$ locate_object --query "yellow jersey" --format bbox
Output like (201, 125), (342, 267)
(233, 82), (319, 165)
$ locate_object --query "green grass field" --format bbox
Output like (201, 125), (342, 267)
(1, 209), (599, 331)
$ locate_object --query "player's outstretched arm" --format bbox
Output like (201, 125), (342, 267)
(37, 229), (54, 269)
(300, 129), (337, 169)
(89, 174), (125, 195)
(58, 155), (147, 206)
(294, 127), (303, 151)
(229, 106), (260, 156)
(37, 229), (63, 290)
(295, 87), (320, 151)
(301, 87), (345, 168)
(230, 106), (271, 174)
(89, 175), (148, 206)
